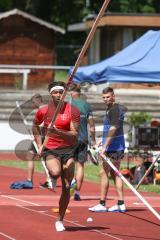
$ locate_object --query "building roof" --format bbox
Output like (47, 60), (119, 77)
(68, 22), (86, 32)
(0, 8), (65, 34)
(68, 13), (160, 31)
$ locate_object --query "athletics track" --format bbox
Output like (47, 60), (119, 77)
(0, 158), (160, 240)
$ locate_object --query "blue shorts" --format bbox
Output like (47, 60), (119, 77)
(75, 142), (88, 163)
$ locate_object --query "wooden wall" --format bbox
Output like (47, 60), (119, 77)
(0, 15), (55, 89)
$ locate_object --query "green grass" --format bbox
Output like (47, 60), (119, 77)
(0, 160), (44, 172)
(84, 160), (134, 184)
(84, 164), (100, 183)
(1, 159), (160, 194)
(0, 160), (28, 169)
(137, 184), (160, 194)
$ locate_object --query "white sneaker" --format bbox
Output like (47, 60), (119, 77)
(108, 204), (126, 212)
(51, 177), (57, 189)
(55, 221), (66, 232)
(48, 177), (57, 189)
(88, 204), (107, 212)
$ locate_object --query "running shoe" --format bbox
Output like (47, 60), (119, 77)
(40, 178), (57, 189)
(23, 180), (33, 189)
(55, 221), (65, 232)
(88, 204), (107, 212)
(108, 204), (126, 212)
(48, 177), (57, 189)
(10, 180), (33, 189)
(39, 181), (49, 188)
(70, 179), (77, 196)
(74, 193), (81, 201)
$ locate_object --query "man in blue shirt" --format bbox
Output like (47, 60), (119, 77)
(89, 87), (126, 212)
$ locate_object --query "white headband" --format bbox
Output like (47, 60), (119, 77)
(50, 86), (64, 93)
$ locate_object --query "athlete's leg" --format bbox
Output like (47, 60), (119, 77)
(45, 155), (61, 178)
(75, 161), (84, 191)
(58, 158), (75, 221)
(99, 160), (110, 201)
(26, 150), (35, 182)
(110, 159), (124, 201)
(74, 143), (87, 198)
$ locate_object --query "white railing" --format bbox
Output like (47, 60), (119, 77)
(0, 65), (71, 90)
(0, 69), (30, 90)
(0, 64), (70, 70)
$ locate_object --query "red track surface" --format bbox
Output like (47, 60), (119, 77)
(0, 165), (160, 240)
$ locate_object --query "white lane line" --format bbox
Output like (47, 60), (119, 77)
(1, 195), (40, 206)
(17, 205), (124, 240)
(133, 202), (145, 205)
(0, 232), (16, 240)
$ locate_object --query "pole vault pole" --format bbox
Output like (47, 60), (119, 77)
(102, 154), (160, 221)
(42, 0), (111, 149)
(15, 101), (54, 189)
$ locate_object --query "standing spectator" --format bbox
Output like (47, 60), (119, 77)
(69, 83), (96, 200)
(26, 94), (48, 188)
(89, 87), (126, 212)
(10, 94), (49, 189)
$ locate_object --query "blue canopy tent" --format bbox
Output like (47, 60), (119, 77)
(71, 30), (160, 84)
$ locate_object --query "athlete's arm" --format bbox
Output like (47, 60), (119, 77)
(101, 105), (119, 154)
(32, 123), (42, 148)
(101, 126), (116, 154)
(32, 107), (46, 148)
(88, 116), (96, 145)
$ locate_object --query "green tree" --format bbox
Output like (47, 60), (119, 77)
(0, 0), (159, 28)
(127, 112), (151, 127)
(109, 0), (156, 13)
(0, 0), (12, 11)
(152, 0), (160, 12)
(0, 0), (159, 65)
